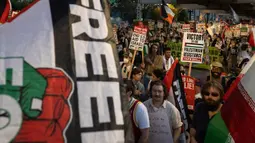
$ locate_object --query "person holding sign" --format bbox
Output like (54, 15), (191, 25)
(144, 81), (183, 143)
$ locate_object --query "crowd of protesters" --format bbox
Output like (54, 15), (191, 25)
(117, 21), (254, 143)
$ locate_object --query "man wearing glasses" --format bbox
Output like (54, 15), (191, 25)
(190, 81), (224, 143)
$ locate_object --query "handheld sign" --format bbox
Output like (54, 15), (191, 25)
(182, 24), (190, 33)
(181, 32), (205, 64)
(129, 26), (147, 51)
(157, 21), (164, 29)
(182, 76), (196, 111)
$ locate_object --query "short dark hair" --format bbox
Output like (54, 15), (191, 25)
(241, 44), (248, 51)
(125, 80), (135, 96)
(152, 69), (165, 80)
(164, 47), (171, 53)
(131, 68), (142, 78)
(149, 80), (168, 100)
(201, 81), (224, 99)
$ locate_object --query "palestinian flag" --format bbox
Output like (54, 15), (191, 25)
(0, 0), (126, 143)
(163, 60), (191, 142)
(249, 28), (255, 52)
(205, 55), (255, 143)
(161, 0), (175, 24)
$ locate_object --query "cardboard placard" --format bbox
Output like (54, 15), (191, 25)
(196, 23), (206, 33)
(181, 32), (205, 63)
(182, 76), (196, 110)
(182, 24), (190, 33)
(240, 24), (249, 36)
(148, 111), (173, 143)
(157, 21), (164, 29)
(225, 29), (233, 38)
(129, 26), (147, 51)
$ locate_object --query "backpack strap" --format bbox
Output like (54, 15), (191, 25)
(129, 100), (141, 128)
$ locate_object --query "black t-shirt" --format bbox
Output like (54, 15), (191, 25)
(192, 102), (210, 143)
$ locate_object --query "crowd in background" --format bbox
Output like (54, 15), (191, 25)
(116, 21), (255, 143)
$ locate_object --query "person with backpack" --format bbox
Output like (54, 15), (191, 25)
(125, 80), (150, 143)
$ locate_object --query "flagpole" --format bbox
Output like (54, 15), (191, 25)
(188, 62), (192, 76)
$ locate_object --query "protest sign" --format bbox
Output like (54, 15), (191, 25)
(157, 21), (164, 29)
(129, 26), (147, 51)
(181, 32), (205, 63)
(207, 25), (216, 37)
(182, 76), (196, 110)
(225, 29), (233, 39)
(182, 24), (190, 33)
(167, 41), (222, 69)
(196, 23), (206, 33)
(240, 24), (249, 36)
(214, 23), (221, 35)
(232, 25), (241, 38)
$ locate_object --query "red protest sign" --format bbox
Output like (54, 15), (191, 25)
(182, 75), (196, 110)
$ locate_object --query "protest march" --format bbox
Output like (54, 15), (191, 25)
(0, 0), (255, 143)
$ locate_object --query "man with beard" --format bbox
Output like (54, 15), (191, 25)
(190, 81), (224, 143)
(207, 62), (226, 84)
(143, 81), (182, 143)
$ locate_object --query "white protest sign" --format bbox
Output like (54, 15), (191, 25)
(181, 32), (205, 63)
(240, 24), (249, 36)
(157, 21), (164, 29)
(129, 26), (147, 51)
(182, 24), (190, 33)
(148, 111), (173, 143)
(196, 23), (206, 33)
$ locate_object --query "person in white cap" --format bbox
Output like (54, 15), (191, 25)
(207, 61), (226, 84)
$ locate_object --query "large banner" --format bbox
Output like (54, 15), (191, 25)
(181, 32), (205, 63)
(0, 0), (126, 143)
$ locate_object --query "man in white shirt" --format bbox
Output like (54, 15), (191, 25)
(143, 80), (183, 143)
(163, 48), (174, 72)
(125, 80), (150, 143)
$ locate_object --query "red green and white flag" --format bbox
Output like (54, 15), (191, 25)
(205, 55), (255, 143)
(249, 28), (255, 52)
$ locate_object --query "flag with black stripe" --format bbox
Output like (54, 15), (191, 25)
(163, 60), (192, 142)
(0, 0), (126, 143)
(161, 0), (175, 24)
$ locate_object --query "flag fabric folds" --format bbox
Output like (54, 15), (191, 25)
(249, 28), (255, 48)
(0, 0), (11, 24)
(0, 0), (126, 143)
(161, 0), (175, 24)
(205, 55), (255, 143)
(230, 6), (240, 25)
(163, 60), (191, 141)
